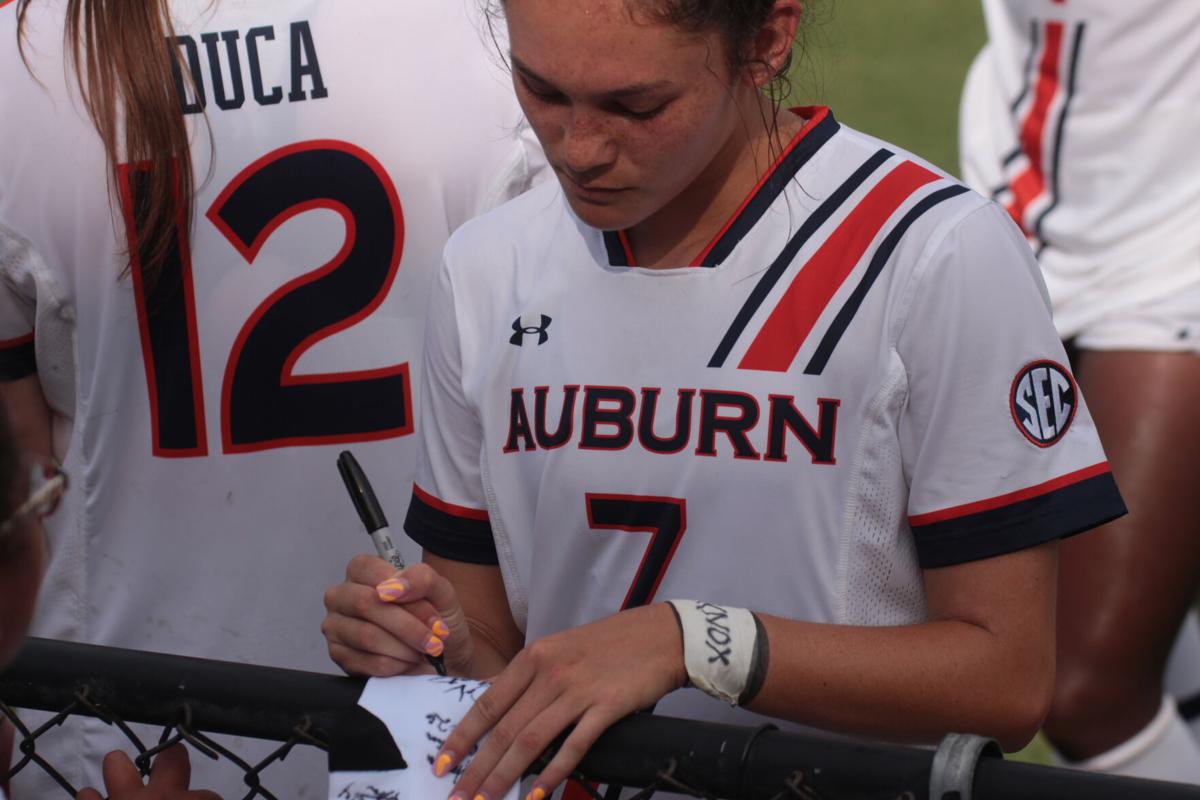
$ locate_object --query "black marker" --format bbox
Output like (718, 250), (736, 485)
(337, 450), (447, 676)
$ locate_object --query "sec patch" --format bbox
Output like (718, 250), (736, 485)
(1011, 360), (1077, 447)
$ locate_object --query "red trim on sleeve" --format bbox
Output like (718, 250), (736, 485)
(412, 484), (489, 521)
(0, 332), (34, 349)
(908, 461), (1111, 527)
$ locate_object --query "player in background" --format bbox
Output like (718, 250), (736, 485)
(0, 406), (219, 799)
(0, 0), (544, 796)
(322, 1), (1126, 798)
(960, 0), (1200, 782)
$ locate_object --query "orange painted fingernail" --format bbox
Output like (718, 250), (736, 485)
(526, 789), (546, 800)
(473, 794), (488, 800)
(433, 752), (453, 777)
(376, 577), (409, 602)
(425, 635), (445, 657)
(431, 617), (450, 638)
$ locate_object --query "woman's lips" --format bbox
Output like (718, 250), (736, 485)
(559, 171), (628, 202)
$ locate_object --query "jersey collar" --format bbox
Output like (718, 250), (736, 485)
(603, 106), (839, 269)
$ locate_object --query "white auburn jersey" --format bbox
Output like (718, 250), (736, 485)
(406, 109), (1125, 735)
(0, 0), (543, 796)
(960, 0), (1200, 335)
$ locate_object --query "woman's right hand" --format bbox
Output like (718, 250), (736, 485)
(321, 556), (474, 677)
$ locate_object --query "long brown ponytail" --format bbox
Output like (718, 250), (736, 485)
(17, 0), (196, 295)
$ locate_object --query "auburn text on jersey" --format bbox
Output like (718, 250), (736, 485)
(504, 385), (840, 463)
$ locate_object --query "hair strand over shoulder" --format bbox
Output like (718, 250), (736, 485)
(17, 0), (198, 296)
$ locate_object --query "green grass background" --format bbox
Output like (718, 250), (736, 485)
(790, 0), (988, 176)
(792, 1), (1054, 765)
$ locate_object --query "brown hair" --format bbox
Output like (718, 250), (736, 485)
(488, 0), (812, 93)
(17, 0), (196, 295)
(638, 0), (799, 100)
(637, 0), (821, 169)
(487, 0), (820, 162)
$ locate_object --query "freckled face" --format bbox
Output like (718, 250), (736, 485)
(506, 0), (752, 232)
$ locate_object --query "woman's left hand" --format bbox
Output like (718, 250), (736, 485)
(435, 602), (686, 800)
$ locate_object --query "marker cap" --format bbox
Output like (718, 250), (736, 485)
(337, 451), (389, 533)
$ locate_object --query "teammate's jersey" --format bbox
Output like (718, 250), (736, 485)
(406, 109), (1125, 735)
(959, 0), (1200, 334)
(0, 1), (543, 796)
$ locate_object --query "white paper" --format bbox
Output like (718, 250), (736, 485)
(328, 675), (519, 800)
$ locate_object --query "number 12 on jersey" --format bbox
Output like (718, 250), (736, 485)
(119, 140), (412, 458)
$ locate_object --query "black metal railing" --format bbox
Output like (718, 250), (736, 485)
(2, 638), (1199, 800)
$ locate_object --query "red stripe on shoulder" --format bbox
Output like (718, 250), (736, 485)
(412, 484), (489, 521)
(908, 461), (1111, 527)
(739, 160), (940, 372)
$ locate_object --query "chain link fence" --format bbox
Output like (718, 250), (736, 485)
(1, 690), (318, 799)
(0, 637), (349, 799)
(4, 637), (1200, 800)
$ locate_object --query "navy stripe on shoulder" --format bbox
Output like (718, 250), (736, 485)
(700, 109), (841, 268)
(404, 491), (499, 566)
(803, 184), (970, 375)
(0, 335), (36, 381)
(912, 471), (1125, 569)
(708, 148), (893, 368)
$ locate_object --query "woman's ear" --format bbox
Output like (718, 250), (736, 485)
(748, 0), (803, 88)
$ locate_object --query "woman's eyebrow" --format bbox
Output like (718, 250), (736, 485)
(510, 54), (673, 98)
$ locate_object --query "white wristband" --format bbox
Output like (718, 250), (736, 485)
(667, 599), (769, 707)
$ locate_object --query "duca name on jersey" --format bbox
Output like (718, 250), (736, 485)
(171, 21), (328, 114)
(504, 385), (840, 464)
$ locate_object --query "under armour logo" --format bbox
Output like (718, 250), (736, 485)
(510, 314), (552, 346)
